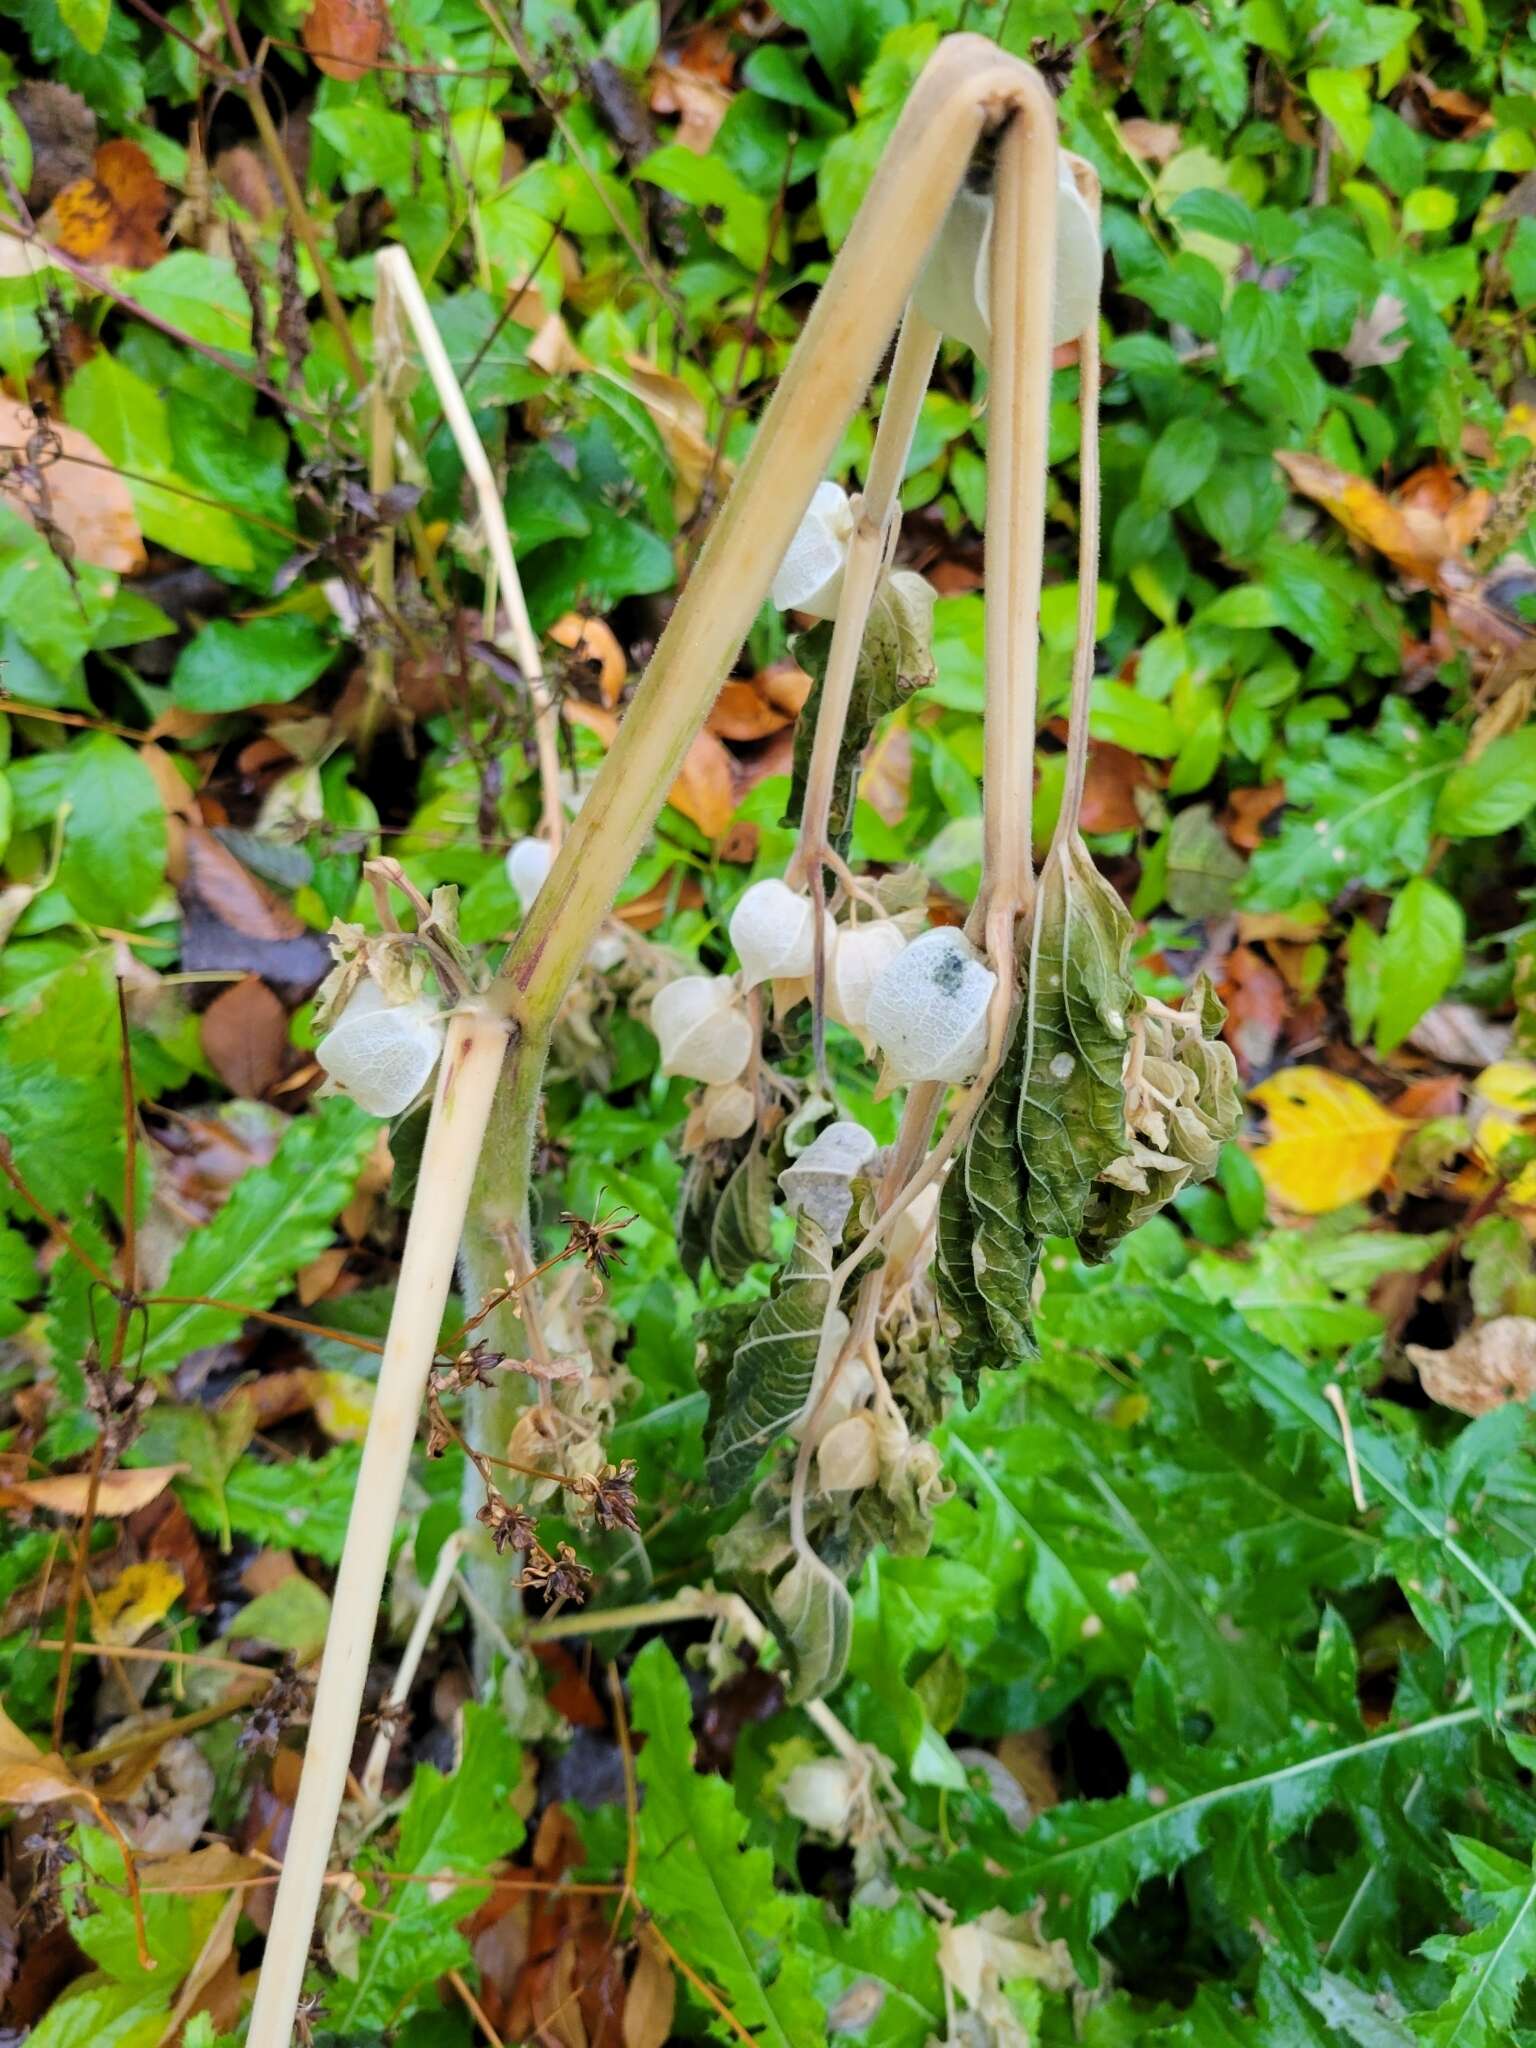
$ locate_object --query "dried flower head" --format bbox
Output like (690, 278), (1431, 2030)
(571, 1458), (640, 1534)
(431, 1339), (507, 1394)
(519, 1541), (593, 1607)
(84, 1358), (154, 1466)
(560, 1203), (635, 1284)
(476, 1488), (539, 1556)
(238, 1659), (315, 1757)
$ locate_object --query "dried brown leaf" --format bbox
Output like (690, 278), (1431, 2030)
(302, 0), (388, 81)
(44, 139), (167, 269)
(1407, 1317), (1536, 1416)
(201, 974), (291, 1100)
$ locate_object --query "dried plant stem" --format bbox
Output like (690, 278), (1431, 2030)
(1054, 159), (1103, 850)
(362, 374), (399, 751)
(358, 1528), (471, 1810)
(246, 1008), (508, 2048)
(374, 247), (563, 850)
(251, 40), (1067, 2047)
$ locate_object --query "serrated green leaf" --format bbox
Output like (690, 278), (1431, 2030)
(630, 1640), (824, 2044)
(710, 1144), (775, 1286)
(1411, 1839), (1536, 2046)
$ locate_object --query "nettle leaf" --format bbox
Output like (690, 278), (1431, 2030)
(335, 1703), (524, 2030)
(630, 1640), (824, 2045)
(1018, 840), (1135, 1240)
(704, 1212), (846, 1500)
(1412, 1838), (1536, 2047)
(710, 1144), (776, 1286)
(785, 568), (936, 852)
(138, 1096), (376, 1374)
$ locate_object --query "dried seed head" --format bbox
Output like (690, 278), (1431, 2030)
(651, 974), (754, 1084)
(914, 156), (1102, 361)
(316, 979), (444, 1118)
(865, 926), (998, 1086)
(729, 877), (834, 989)
(506, 835), (554, 915)
(825, 919), (909, 1043)
(770, 479), (855, 619)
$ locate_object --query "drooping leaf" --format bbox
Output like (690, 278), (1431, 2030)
(704, 1211), (846, 1500)
(1017, 839), (1135, 1240)
(709, 1144), (776, 1286)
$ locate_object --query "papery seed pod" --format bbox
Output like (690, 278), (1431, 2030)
(506, 836), (554, 914)
(730, 877), (833, 988)
(817, 1410), (880, 1494)
(317, 979), (445, 1118)
(650, 975), (754, 1085)
(886, 1180), (940, 1280)
(698, 1079), (756, 1141)
(781, 1755), (859, 1835)
(770, 480), (856, 620)
(586, 928), (627, 972)
(914, 157), (1101, 361)
(865, 926), (998, 1086)
(779, 1119), (878, 1239)
(826, 920), (909, 1044)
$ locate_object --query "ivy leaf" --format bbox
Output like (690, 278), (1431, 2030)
(1017, 840), (1135, 1240)
(1412, 1838), (1536, 2046)
(334, 1703), (524, 2030)
(704, 1212), (846, 1501)
(785, 568), (936, 854)
(709, 1145), (776, 1286)
(137, 1096), (376, 1374)
(630, 1640), (824, 2044)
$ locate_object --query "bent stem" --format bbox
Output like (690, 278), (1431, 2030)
(249, 37), (1067, 2048)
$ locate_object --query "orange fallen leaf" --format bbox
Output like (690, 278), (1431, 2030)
(1079, 739), (1152, 833)
(566, 700), (736, 839)
(620, 354), (722, 521)
(649, 59), (733, 155)
(1249, 1067), (1408, 1214)
(1218, 944), (1287, 1078)
(1224, 782), (1286, 852)
(0, 417), (144, 573)
(0, 1464), (187, 1517)
(549, 612), (626, 706)
(709, 678), (794, 742)
(860, 721), (912, 827)
(614, 870), (706, 930)
(44, 139), (167, 269)
(302, 0), (388, 81)
(1275, 450), (1492, 591)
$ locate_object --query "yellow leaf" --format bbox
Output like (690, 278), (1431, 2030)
(95, 1560), (185, 1646)
(1249, 1067), (1407, 1214)
(314, 1370), (374, 1443)
(1471, 1060), (1536, 1203)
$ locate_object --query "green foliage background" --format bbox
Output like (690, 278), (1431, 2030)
(4, 0), (1536, 2041)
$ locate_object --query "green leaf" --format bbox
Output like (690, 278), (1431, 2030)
(1435, 729), (1536, 838)
(138, 1095), (376, 1374)
(704, 1212), (846, 1500)
(62, 354), (251, 572)
(334, 1704), (525, 2030)
(636, 143), (773, 269)
(630, 1640), (824, 2045)
(56, 0), (108, 52)
(799, 1898), (945, 2047)
(1308, 67), (1374, 163)
(171, 615), (336, 713)
(1142, 416), (1221, 510)
(1411, 1839), (1536, 2046)
(130, 251), (252, 354)
(1375, 877), (1464, 1054)
(710, 1145), (776, 1287)
(1017, 840), (1135, 1239)
(9, 732), (166, 929)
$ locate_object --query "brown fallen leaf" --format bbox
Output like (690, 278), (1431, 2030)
(0, 1464), (186, 1517)
(302, 0), (388, 81)
(178, 827), (331, 999)
(1275, 450), (1493, 596)
(1225, 782), (1287, 851)
(1219, 945), (1287, 1078)
(0, 415), (145, 573)
(550, 612), (626, 706)
(649, 59), (733, 155)
(1079, 739), (1153, 834)
(614, 870), (706, 930)
(860, 722), (912, 827)
(565, 701), (737, 839)
(1407, 1317), (1536, 1416)
(201, 974), (292, 1100)
(44, 139), (167, 269)
(1119, 116), (1182, 162)
(621, 354), (722, 521)
(622, 1924), (676, 2048)
(708, 679), (793, 742)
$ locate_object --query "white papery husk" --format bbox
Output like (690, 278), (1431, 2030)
(914, 156), (1102, 361)
(770, 479), (856, 619)
(825, 919), (909, 1046)
(317, 978), (445, 1118)
(865, 925), (998, 1087)
(781, 1755), (862, 1836)
(730, 877), (835, 989)
(650, 974), (754, 1084)
(506, 835), (554, 914)
(779, 1119), (878, 1241)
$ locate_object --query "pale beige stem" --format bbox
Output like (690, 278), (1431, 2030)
(245, 1008), (508, 2048)
(789, 308), (942, 887)
(976, 80), (1060, 929)
(363, 374), (398, 748)
(374, 246), (563, 850)
(358, 1528), (471, 1810)
(1054, 158), (1103, 849)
